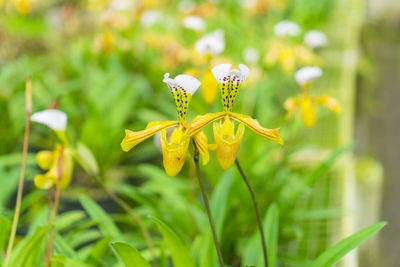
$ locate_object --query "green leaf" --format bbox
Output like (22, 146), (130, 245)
(151, 217), (195, 267)
(111, 242), (151, 267)
(306, 144), (355, 186)
(311, 222), (387, 267)
(0, 215), (10, 251)
(54, 233), (82, 261)
(79, 195), (121, 237)
(266, 203), (279, 267)
(74, 142), (99, 176)
(10, 225), (51, 267)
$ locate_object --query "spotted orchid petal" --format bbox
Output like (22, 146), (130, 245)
(211, 63), (250, 111)
(121, 121), (179, 152)
(228, 112), (283, 145)
(163, 73), (201, 121)
(187, 112), (226, 136)
(31, 109), (67, 131)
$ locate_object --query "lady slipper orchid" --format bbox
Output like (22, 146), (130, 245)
(34, 145), (74, 189)
(121, 73), (212, 176)
(31, 109), (73, 189)
(265, 21), (317, 74)
(284, 66), (340, 127)
(187, 63), (283, 170)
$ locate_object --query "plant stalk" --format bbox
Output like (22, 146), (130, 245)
(193, 144), (225, 267)
(4, 77), (32, 267)
(46, 143), (64, 267)
(235, 159), (268, 267)
(95, 177), (158, 267)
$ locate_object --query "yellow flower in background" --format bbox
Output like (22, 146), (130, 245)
(188, 63), (283, 169)
(265, 21), (318, 74)
(201, 68), (219, 104)
(284, 66), (340, 128)
(15, 0), (32, 14)
(121, 73), (212, 176)
(34, 145), (74, 189)
(31, 109), (74, 189)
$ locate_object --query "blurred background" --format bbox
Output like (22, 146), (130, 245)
(0, 0), (399, 266)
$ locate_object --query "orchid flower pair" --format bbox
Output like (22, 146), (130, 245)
(121, 63), (283, 176)
(31, 109), (74, 189)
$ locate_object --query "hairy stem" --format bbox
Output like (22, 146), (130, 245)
(235, 159), (268, 267)
(4, 78), (32, 267)
(95, 177), (158, 267)
(193, 144), (225, 267)
(46, 143), (64, 267)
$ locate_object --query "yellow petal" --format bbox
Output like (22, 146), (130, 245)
(193, 132), (210, 165)
(160, 128), (190, 176)
(301, 97), (317, 127)
(229, 112), (283, 145)
(213, 120), (245, 169)
(316, 95), (340, 113)
(188, 112), (225, 136)
(60, 148), (74, 189)
(284, 97), (299, 118)
(34, 174), (55, 189)
(36, 150), (54, 170)
(121, 121), (179, 152)
(201, 69), (219, 104)
(280, 48), (295, 74)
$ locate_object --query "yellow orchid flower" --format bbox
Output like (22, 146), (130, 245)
(31, 109), (74, 189)
(121, 73), (211, 176)
(188, 63), (283, 169)
(284, 66), (340, 128)
(34, 145), (74, 189)
(265, 21), (318, 74)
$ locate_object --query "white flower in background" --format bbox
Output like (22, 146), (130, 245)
(31, 109), (67, 131)
(243, 47), (260, 65)
(182, 16), (205, 31)
(295, 66), (323, 85)
(140, 10), (161, 27)
(304, 30), (328, 48)
(274, 20), (301, 37)
(109, 0), (133, 11)
(241, 0), (257, 9)
(195, 29), (225, 56)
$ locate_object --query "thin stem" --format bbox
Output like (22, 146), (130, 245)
(94, 177), (158, 267)
(193, 144), (225, 267)
(46, 144), (64, 267)
(235, 159), (268, 267)
(4, 78), (32, 267)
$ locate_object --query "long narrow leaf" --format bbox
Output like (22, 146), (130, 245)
(151, 217), (195, 267)
(266, 203), (279, 267)
(111, 242), (151, 267)
(79, 195), (121, 237)
(311, 222), (387, 267)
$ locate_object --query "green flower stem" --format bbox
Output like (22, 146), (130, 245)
(235, 159), (268, 267)
(193, 144), (225, 267)
(94, 176), (158, 267)
(4, 78), (32, 267)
